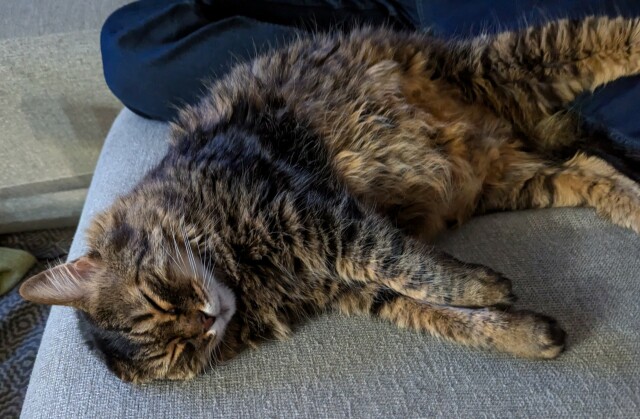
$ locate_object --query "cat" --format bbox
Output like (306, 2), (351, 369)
(20, 16), (640, 383)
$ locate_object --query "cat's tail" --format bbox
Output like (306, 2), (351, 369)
(445, 16), (640, 154)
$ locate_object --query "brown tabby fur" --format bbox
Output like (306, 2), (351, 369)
(21, 16), (640, 383)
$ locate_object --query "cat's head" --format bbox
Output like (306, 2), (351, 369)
(19, 201), (236, 383)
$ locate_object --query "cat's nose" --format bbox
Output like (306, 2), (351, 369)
(199, 311), (215, 331)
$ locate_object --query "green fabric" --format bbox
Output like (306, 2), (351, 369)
(0, 247), (36, 296)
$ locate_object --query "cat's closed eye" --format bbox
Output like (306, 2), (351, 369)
(141, 291), (176, 315)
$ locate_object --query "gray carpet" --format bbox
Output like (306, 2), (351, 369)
(0, 228), (74, 418)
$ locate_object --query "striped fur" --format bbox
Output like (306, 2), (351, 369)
(20, 17), (640, 382)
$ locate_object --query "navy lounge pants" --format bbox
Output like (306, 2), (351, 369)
(101, 0), (640, 154)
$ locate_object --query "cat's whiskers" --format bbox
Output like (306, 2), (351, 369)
(159, 233), (181, 269)
(181, 225), (199, 276)
(169, 224), (188, 276)
(209, 343), (220, 371)
(185, 229), (220, 313)
(202, 242), (215, 293)
(201, 332), (221, 372)
(194, 236), (211, 292)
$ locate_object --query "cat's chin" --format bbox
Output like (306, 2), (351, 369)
(205, 311), (232, 345)
(199, 263), (236, 340)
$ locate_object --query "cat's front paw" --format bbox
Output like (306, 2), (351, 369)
(492, 310), (566, 359)
(449, 268), (517, 308)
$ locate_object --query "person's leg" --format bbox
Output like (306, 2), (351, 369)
(101, 0), (418, 122)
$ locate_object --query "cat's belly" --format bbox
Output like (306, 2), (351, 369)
(332, 130), (513, 240)
(329, 86), (515, 240)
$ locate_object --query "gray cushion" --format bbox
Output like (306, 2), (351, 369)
(21, 109), (640, 418)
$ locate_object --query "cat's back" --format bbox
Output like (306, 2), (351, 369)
(170, 27), (514, 239)
(171, 27), (455, 141)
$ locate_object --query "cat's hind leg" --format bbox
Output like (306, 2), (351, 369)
(447, 17), (640, 153)
(480, 151), (640, 233)
(333, 286), (566, 359)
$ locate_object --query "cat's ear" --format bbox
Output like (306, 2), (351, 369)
(19, 256), (101, 310)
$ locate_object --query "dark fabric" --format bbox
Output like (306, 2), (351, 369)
(101, 0), (418, 121)
(101, 0), (640, 155)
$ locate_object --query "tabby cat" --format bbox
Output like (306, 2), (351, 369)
(20, 16), (640, 383)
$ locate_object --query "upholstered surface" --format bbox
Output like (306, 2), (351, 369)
(21, 110), (640, 418)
